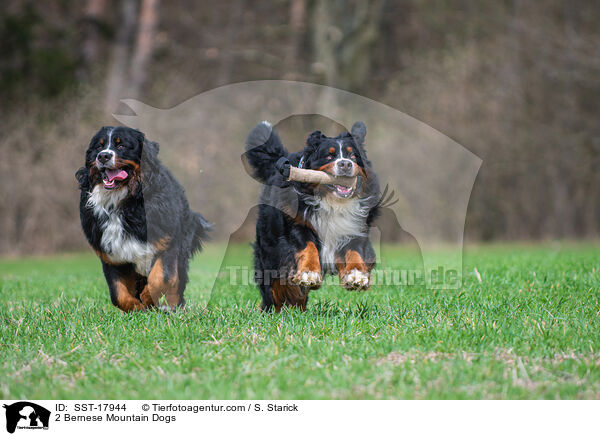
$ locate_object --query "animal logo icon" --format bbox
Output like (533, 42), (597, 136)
(3, 402), (50, 433)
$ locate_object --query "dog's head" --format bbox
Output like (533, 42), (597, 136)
(81, 126), (158, 191)
(300, 121), (368, 200)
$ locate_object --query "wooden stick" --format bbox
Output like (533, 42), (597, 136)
(288, 166), (356, 187)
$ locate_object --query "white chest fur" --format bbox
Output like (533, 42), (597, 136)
(309, 196), (369, 269)
(87, 185), (155, 275)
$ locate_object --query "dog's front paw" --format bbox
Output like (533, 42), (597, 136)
(342, 269), (370, 291)
(292, 270), (322, 289)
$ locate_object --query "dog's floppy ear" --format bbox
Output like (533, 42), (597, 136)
(302, 130), (322, 155)
(135, 127), (159, 163)
(351, 121), (366, 147)
(75, 167), (89, 190)
(301, 130), (324, 163)
(306, 130), (324, 150)
(143, 139), (159, 159)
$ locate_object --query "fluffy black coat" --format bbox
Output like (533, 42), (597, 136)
(244, 121), (380, 312)
(76, 126), (210, 312)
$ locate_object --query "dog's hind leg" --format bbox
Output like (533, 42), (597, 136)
(175, 255), (190, 308)
(255, 266), (308, 312)
(272, 280), (308, 312)
(257, 277), (275, 312)
(139, 251), (181, 310)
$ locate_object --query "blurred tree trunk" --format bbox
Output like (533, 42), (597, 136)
(283, 0), (306, 79)
(105, 0), (137, 114)
(312, 0), (384, 91)
(129, 0), (160, 98)
(79, 0), (107, 79)
(216, 0), (245, 86)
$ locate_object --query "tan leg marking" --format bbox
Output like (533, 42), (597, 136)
(113, 275), (144, 312)
(139, 258), (180, 309)
(338, 250), (371, 291)
(291, 241), (322, 289)
(272, 280), (307, 312)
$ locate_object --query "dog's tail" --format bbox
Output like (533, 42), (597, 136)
(191, 211), (212, 253)
(243, 121), (288, 183)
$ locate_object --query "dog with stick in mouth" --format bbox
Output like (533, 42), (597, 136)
(244, 121), (380, 312)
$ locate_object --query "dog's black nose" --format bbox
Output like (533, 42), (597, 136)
(336, 160), (353, 170)
(97, 151), (112, 164)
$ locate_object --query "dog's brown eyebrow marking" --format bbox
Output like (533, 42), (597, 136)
(329, 147), (335, 154)
(100, 139), (104, 145)
(116, 138), (121, 143)
(346, 146), (353, 152)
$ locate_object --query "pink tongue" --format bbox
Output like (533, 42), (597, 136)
(105, 168), (128, 182)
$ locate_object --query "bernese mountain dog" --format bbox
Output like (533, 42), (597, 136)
(76, 126), (211, 312)
(244, 120), (380, 312)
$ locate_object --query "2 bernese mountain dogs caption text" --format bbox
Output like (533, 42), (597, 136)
(77, 122), (379, 312)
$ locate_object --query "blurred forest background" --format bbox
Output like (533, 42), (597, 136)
(0, 0), (598, 255)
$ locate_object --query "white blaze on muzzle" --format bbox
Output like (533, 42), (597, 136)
(333, 158), (355, 177)
(97, 149), (116, 168)
(333, 140), (355, 176)
(97, 127), (116, 168)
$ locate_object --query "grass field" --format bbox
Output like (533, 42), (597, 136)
(1, 243), (599, 399)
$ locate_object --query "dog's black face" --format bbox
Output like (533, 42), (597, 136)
(302, 130), (367, 199)
(85, 126), (148, 190)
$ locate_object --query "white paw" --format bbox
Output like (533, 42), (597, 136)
(342, 269), (370, 291)
(293, 270), (322, 288)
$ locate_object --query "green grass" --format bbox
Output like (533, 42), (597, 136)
(1, 243), (599, 399)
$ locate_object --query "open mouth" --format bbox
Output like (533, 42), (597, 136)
(324, 182), (355, 199)
(332, 184), (354, 198)
(101, 167), (129, 189)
